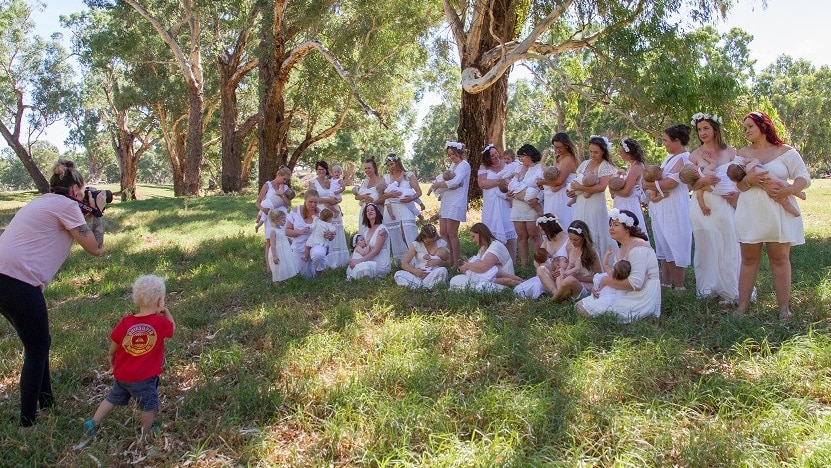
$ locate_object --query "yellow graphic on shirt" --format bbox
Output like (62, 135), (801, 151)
(122, 323), (158, 356)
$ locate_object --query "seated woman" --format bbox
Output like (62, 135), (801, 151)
(286, 189), (332, 279)
(536, 220), (602, 302)
(514, 214), (570, 299)
(449, 223), (522, 292)
(576, 209), (661, 322)
(394, 224), (451, 289)
(346, 203), (391, 280)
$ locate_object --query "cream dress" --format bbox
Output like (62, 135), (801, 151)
(648, 152), (692, 268)
(449, 241), (515, 292)
(573, 159), (618, 266)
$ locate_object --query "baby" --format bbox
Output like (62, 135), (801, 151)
(351, 233), (370, 261)
(727, 158), (805, 217)
(502, 149), (521, 177)
(427, 169), (455, 200)
(641, 164), (665, 203)
(384, 180), (423, 220)
(256, 188), (295, 233)
(533, 247), (550, 267)
(679, 163), (731, 215)
(608, 174), (626, 192)
(304, 208), (335, 261)
(593, 258), (632, 301)
(566, 172), (599, 207)
(329, 165), (346, 202)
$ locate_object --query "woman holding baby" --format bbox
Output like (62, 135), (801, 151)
(394, 224), (451, 289)
(509, 144), (545, 267)
(429, 141), (471, 267)
(537, 132), (579, 230)
(610, 138), (648, 234)
(381, 154), (422, 264)
(354, 158), (386, 236)
(478, 143), (518, 264)
(309, 160), (349, 269)
(733, 111), (811, 320)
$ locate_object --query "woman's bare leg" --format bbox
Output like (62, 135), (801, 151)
(737, 242), (763, 313)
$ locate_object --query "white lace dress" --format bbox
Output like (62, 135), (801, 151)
(573, 159), (618, 265)
(384, 172), (420, 262)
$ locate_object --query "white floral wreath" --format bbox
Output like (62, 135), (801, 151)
(590, 134), (612, 151)
(445, 141), (464, 151)
(620, 138), (630, 153)
(609, 208), (635, 227)
(536, 215), (558, 226)
(690, 112), (724, 126)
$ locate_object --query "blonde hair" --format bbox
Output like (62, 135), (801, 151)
(276, 166), (292, 179)
(132, 275), (166, 308)
(267, 208), (286, 224)
(49, 159), (85, 195)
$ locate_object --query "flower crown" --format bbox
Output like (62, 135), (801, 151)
(609, 208), (635, 227)
(691, 112), (723, 126)
(445, 141), (464, 151)
(536, 215), (558, 226)
(385, 154), (400, 162)
(481, 143), (495, 155)
(620, 138), (630, 153)
(590, 135), (612, 151)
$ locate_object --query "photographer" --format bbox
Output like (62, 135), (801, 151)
(0, 159), (105, 432)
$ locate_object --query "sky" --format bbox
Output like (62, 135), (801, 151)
(21, 0), (831, 153)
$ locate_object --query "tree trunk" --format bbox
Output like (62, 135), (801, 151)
(112, 126), (139, 201)
(172, 132), (188, 196)
(184, 86), (204, 195)
(219, 71), (243, 192)
(0, 122), (49, 193)
(258, 8), (291, 187)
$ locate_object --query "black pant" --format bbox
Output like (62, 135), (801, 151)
(0, 274), (53, 427)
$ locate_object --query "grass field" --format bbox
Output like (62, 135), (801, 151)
(1, 181), (830, 466)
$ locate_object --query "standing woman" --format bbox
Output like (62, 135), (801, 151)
(353, 158), (385, 236)
(394, 224), (451, 289)
(611, 137), (648, 233)
(286, 189), (329, 278)
(382, 154), (423, 264)
(429, 142), (471, 267)
(509, 144), (545, 267)
(0, 159), (104, 431)
(478, 143), (517, 263)
(538, 132), (579, 229)
(346, 203), (392, 280)
(688, 113), (740, 303)
(308, 160), (349, 269)
(568, 135), (618, 265)
(642, 124), (693, 290)
(734, 111), (810, 320)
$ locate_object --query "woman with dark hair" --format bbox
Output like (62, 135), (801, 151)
(382, 153), (422, 264)
(429, 142), (471, 267)
(309, 160), (349, 269)
(611, 137), (648, 233)
(733, 111), (810, 320)
(394, 224), (450, 289)
(537, 220), (602, 302)
(688, 113), (740, 303)
(449, 223), (521, 292)
(346, 203), (391, 280)
(0, 159), (104, 431)
(509, 144), (545, 267)
(538, 132), (579, 229)
(576, 209), (661, 322)
(567, 135), (618, 265)
(478, 143), (517, 263)
(642, 124), (693, 290)
(353, 158), (385, 236)
(513, 214), (570, 299)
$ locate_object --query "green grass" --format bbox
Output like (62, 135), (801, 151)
(1, 181), (830, 466)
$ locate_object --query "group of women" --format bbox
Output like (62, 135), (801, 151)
(255, 110), (809, 323)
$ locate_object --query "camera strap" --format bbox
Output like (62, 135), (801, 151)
(62, 194), (102, 218)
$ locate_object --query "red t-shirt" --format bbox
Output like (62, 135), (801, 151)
(110, 313), (174, 382)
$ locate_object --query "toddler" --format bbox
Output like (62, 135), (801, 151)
(641, 164), (665, 203)
(330, 164), (345, 202)
(427, 169), (455, 200)
(84, 275), (175, 438)
(304, 208), (335, 261)
(502, 149), (521, 177)
(727, 158), (805, 217)
(608, 174), (626, 192)
(267, 209), (298, 283)
(256, 188), (295, 233)
(566, 172), (599, 207)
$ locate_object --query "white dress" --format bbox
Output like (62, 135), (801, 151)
(346, 225), (392, 280)
(384, 172), (420, 262)
(648, 152), (692, 268)
(690, 162), (739, 301)
(356, 180), (382, 236)
(479, 166), (517, 244)
(439, 159), (472, 221)
(734, 148), (810, 245)
(573, 159), (618, 266)
(393, 241), (449, 289)
(543, 173), (576, 231)
(267, 225), (299, 282)
(287, 208), (318, 279)
(513, 238), (569, 299)
(510, 163), (544, 222)
(449, 241), (514, 292)
(611, 168), (647, 235)
(310, 178), (349, 269)
(578, 244), (661, 322)
(260, 181), (289, 238)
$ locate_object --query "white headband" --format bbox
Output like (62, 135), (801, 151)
(445, 141), (464, 151)
(568, 226), (583, 235)
(590, 135), (612, 151)
(536, 215), (558, 226)
(609, 208), (635, 227)
(481, 143), (495, 155)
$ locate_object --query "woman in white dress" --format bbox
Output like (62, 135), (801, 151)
(429, 141), (471, 267)
(537, 220), (602, 302)
(509, 144), (545, 267)
(513, 214), (570, 299)
(688, 113), (740, 303)
(537, 132), (579, 229)
(449, 223), (521, 292)
(576, 209), (661, 322)
(346, 203), (392, 280)
(308, 160), (349, 269)
(478, 143), (517, 264)
(394, 224), (451, 289)
(381, 154), (422, 264)
(286, 189), (332, 279)
(567, 135), (618, 267)
(734, 111), (811, 320)
(642, 124), (693, 290)
(610, 137), (648, 235)
(353, 159), (385, 236)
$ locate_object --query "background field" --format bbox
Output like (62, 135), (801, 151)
(1, 181), (830, 466)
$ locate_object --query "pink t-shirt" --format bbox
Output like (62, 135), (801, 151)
(0, 193), (87, 289)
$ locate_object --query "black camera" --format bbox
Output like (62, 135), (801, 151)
(83, 187), (113, 217)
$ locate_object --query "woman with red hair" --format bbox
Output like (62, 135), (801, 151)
(733, 111), (810, 320)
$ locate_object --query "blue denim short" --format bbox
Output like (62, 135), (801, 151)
(105, 376), (160, 411)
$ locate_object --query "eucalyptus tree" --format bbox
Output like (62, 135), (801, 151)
(256, 0), (441, 187)
(0, 0), (76, 193)
(442, 0), (740, 198)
